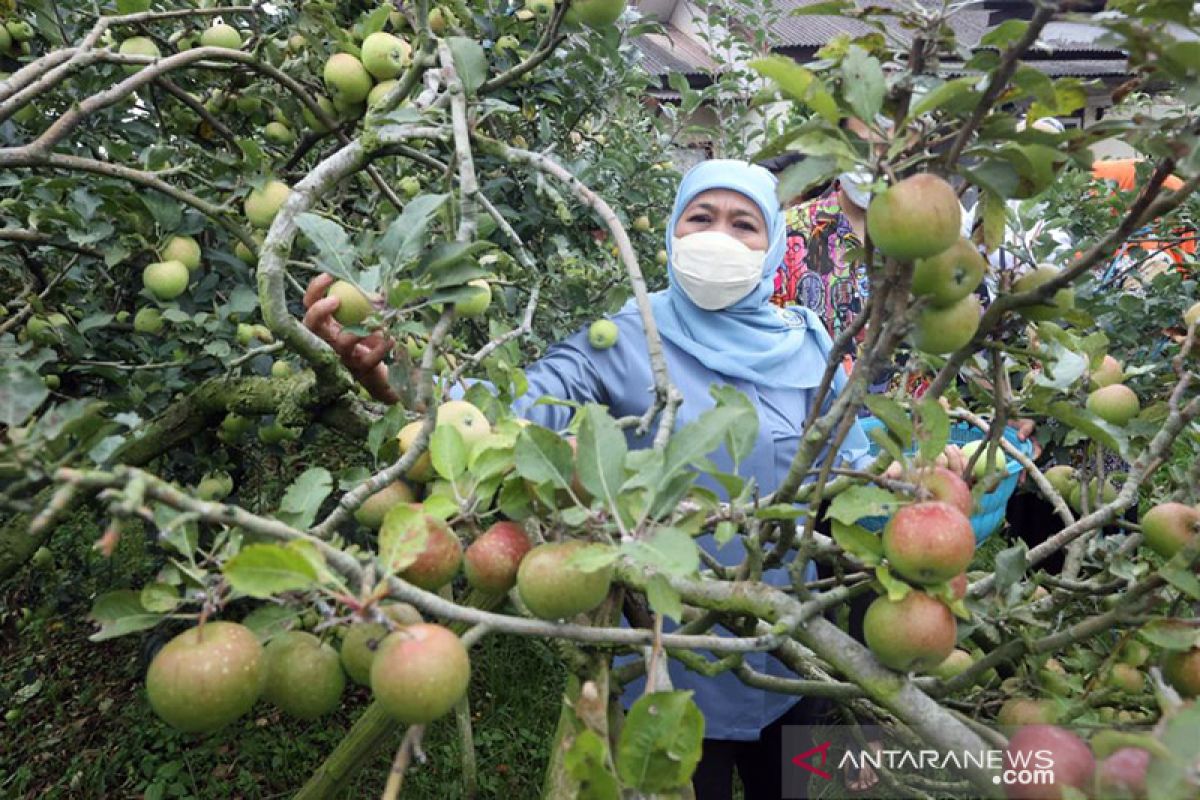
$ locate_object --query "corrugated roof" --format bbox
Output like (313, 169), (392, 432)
(634, 25), (716, 77)
(1036, 21), (1122, 53)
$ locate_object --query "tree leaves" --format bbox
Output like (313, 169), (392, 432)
(276, 467), (333, 530)
(0, 362), (49, 427)
(448, 36), (487, 95)
(514, 424), (575, 489)
(295, 213), (357, 284)
(88, 590), (163, 641)
(223, 543), (320, 598)
(576, 404), (627, 509)
(616, 691), (704, 792)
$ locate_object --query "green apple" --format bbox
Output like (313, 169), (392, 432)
(1086, 384), (1140, 426)
(631, 214), (651, 232)
(495, 35), (520, 53)
(399, 176), (421, 198)
(361, 32), (411, 80)
(142, 260), (190, 301)
(302, 96), (339, 133)
(454, 279), (492, 318)
(588, 319), (618, 350)
(959, 439), (1007, 480)
(5, 20), (35, 42)
(271, 360), (292, 378)
(327, 280), (372, 326)
(244, 179), (290, 228)
(263, 121), (295, 145)
(429, 7), (457, 34)
(236, 323), (255, 346)
(0, 26), (11, 55)
(43, 374), (60, 390)
(525, 0), (555, 21)
(564, 0), (627, 29)
(324, 53), (373, 106)
(134, 307), (164, 334)
(911, 238), (986, 308)
(200, 23), (241, 50)
(1012, 265), (1075, 322)
(159, 235), (201, 271)
(367, 80), (398, 109)
(118, 36), (160, 72)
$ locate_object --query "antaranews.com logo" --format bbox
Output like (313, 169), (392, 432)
(781, 725), (1060, 799)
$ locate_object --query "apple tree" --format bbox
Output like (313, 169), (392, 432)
(5, 0), (1200, 798)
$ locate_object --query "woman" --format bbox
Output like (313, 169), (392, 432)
(304, 160), (871, 799)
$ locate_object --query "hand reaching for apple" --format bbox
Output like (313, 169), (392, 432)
(882, 444), (968, 481)
(302, 274), (399, 404)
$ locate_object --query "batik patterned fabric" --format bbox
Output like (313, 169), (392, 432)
(773, 188), (870, 345)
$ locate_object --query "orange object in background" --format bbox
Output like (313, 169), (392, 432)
(1093, 159), (1196, 267)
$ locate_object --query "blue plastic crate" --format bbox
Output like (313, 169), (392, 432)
(857, 417), (1034, 544)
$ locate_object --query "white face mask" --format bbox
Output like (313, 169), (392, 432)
(670, 231), (767, 310)
(839, 169), (873, 209)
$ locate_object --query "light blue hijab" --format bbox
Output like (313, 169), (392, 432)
(629, 159), (847, 392)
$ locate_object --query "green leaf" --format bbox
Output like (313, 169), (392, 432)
(368, 403), (407, 460)
(623, 528), (699, 577)
(377, 504), (432, 575)
(831, 520), (883, 565)
(863, 395), (912, 443)
(842, 46), (885, 122)
(978, 188), (1007, 253)
(993, 544), (1027, 594)
(1160, 560), (1200, 600)
(754, 504), (805, 520)
(616, 691), (705, 792)
(1147, 702), (1200, 800)
(1044, 401), (1129, 460)
(915, 397), (950, 463)
(710, 385), (759, 466)
(242, 605), (303, 643)
(1011, 65), (1056, 107)
(379, 193), (448, 270)
(792, 0), (852, 14)
(825, 485), (900, 525)
(431, 423), (468, 481)
(565, 543), (620, 574)
(875, 564), (911, 602)
(0, 362), (49, 426)
(514, 425), (575, 490)
(776, 156), (838, 204)
(564, 729), (620, 800)
(448, 36), (487, 95)
(663, 403), (749, 479)
(139, 582), (179, 613)
(748, 56), (838, 123)
(909, 76), (980, 119)
(223, 543), (320, 598)
(88, 590), (163, 641)
(295, 213), (357, 284)
(645, 574), (684, 623)
(576, 406), (628, 509)
(980, 19), (1028, 49)
(1138, 619), (1200, 651)
(276, 467), (333, 530)
(714, 520), (738, 546)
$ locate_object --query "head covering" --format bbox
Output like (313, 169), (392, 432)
(629, 159), (846, 392)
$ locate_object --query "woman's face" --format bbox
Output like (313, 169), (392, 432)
(673, 189), (769, 252)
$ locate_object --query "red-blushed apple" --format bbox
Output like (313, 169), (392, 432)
(867, 174), (961, 261)
(1091, 354), (1124, 388)
(950, 573), (968, 600)
(1095, 747), (1150, 800)
(1141, 501), (1200, 559)
(517, 541), (614, 620)
(862, 591), (956, 672)
(464, 521), (532, 594)
(145, 621), (264, 733)
(1163, 646), (1200, 697)
(339, 604), (423, 685)
(1086, 383), (1140, 426)
(371, 623), (470, 724)
(380, 504), (463, 590)
(882, 501), (975, 585)
(997, 697), (1058, 727)
(913, 466), (973, 517)
(1003, 724), (1094, 800)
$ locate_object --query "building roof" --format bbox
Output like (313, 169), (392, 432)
(632, 0), (1128, 81)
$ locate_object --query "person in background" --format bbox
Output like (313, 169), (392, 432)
(304, 159), (871, 800)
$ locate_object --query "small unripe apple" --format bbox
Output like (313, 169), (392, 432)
(453, 279), (492, 318)
(261, 631), (345, 720)
(200, 23), (242, 50)
(244, 180), (290, 228)
(1087, 383), (1139, 426)
(631, 214), (651, 232)
(270, 360), (292, 379)
(911, 238), (986, 308)
(1090, 354), (1124, 388)
(1013, 264), (1075, 322)
(367, 80), (398, 109)
(518, 541), (614, 620)
(353, 480), (416, 530)
(143, 260), (190, 301)
(959, 439), (1008, 480)
(525, 0), (556, 21)
(119, 36), (160, 72)
(361, 32), (411, 80)
(263, 121), (295, 146)
(911, 294), (981, 355)
(326, 280), (372, 327)
(6, 20), (36, 42)
(287, 34), (307, 53)
(323, 53), (373, 106)
(134, 307), (163, 334)
(159, 235), (201, 271)
(588, 319), (618, 350)
(399, 175), (421, 198)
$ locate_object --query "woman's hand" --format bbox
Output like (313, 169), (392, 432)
(302, 274), (399, 404)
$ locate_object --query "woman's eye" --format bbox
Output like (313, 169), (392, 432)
(735, 221), (757, 232)
(687, 214), (710, 224)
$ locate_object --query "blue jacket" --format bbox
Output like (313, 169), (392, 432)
(507, 305), (870, 740)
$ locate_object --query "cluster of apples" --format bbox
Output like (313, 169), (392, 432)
(0, 15), (35, 58)
(863, 466), (975, 673)
(865, 173), (1078, 355)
